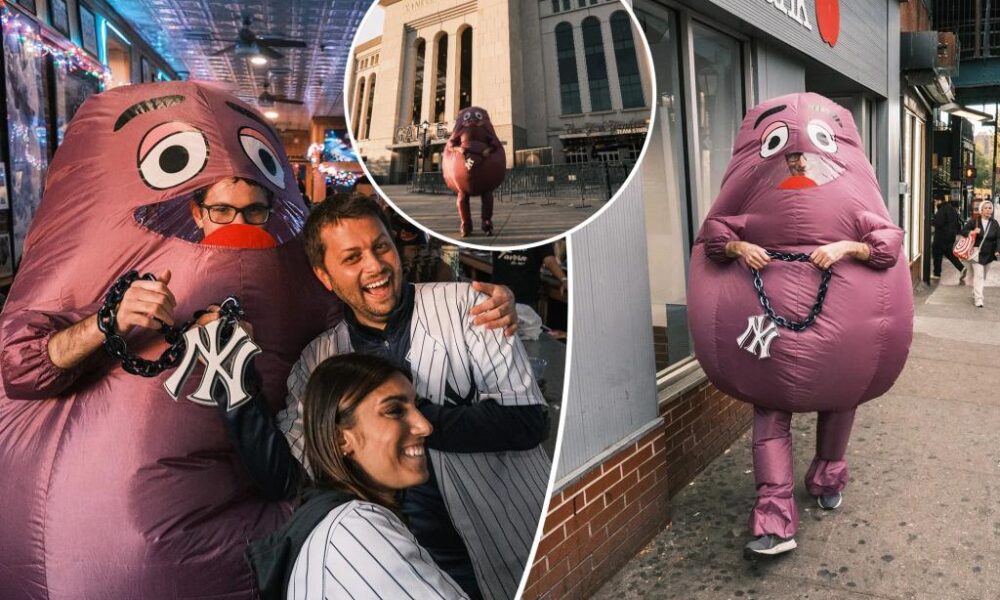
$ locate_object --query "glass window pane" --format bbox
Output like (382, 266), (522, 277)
(412, 40), (425, 124)
(636, 4), (693, 372)
(556, 23), (582, 114)
(691, 22), (744, 226)
(610, 11), (645, 109)
(582, 17), (611, 112)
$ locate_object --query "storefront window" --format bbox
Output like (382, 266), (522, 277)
(610, 11), (645, 109)
(555, 23), (582, 114)
(635, 3), (747, 378)
(691, 22), (743, 226)
(582, 17), (611, 112)
(636, 4), (691, 374)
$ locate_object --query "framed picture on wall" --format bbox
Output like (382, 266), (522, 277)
(0, 233), (13, 279)
(49, 0), (70, 37)
(12, 0), (37, 15)
(141, 57), (153, 83)
(78, 3), (99, 57)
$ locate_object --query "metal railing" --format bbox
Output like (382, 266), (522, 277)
(409, 161), (636, 203)
(935, 0), (1000, 59)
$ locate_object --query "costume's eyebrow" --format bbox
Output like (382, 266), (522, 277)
(225, 101), (277, 134)
(113, 95), (186, 131)
(754, 104), (787, 129)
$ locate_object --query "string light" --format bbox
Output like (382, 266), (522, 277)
(318, 165), (360, 187)
(0, 2), (112, 85)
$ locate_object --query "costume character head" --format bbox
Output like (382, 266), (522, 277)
(687, 92), (912, 413)
(442, 106), (506, 196)
(0, 81), (340, 597)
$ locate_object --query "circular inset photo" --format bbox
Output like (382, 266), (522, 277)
(345, 0), (655, 248)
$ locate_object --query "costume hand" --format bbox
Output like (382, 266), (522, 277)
(810, 241), (856, 269)
(728, 241), (771, 270)
(116, 270), (176, 334)
(191, 304), (254, 338)
(470, 281), (518, 337)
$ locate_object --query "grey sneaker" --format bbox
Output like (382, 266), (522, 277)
(817, 492), (843, 510)
(744, 534), (797, 559)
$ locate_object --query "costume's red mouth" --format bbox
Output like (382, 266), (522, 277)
(778, 175), (818, 190)
(201, 224), (277, 249)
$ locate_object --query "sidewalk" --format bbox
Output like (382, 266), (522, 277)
(592, 269), (1000, 600)
(380, 185), (603, 246)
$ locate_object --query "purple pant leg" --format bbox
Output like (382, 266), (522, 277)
(804, 409), (856, 496)
(749, 406), (798, 538)
(456, 192), (471, 234)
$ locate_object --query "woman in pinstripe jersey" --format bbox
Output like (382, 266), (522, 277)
(248, 353), (468, 600)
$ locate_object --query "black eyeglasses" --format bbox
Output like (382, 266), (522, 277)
(199, 203), (272, 225)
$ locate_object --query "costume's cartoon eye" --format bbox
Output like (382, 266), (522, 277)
(759, 122), (788, 158)
(462, 112), (472, 121)
(807, 120), (837, 153)
(137, 123), (208, 190)
(474, 111), (483, 120)
(239, 127), (286, 189)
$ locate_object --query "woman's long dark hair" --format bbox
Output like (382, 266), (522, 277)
(302, 353), (413, 510)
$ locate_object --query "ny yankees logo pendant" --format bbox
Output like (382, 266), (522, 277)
(163, 319), (261, 410)
(737, 314), (779, 359)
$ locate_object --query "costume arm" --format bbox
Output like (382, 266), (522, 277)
(696, 214), (750, 263)
(854, 211), (904, 270)
(319, 504), (470, 599)
(419, 288), (549, 453)
(1, 306), (105, 400)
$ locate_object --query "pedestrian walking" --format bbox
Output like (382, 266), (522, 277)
(931, 199), (965, 279)
(960, 200), (1000, 307)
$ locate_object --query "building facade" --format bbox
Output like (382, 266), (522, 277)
(346, 0), (652, 182)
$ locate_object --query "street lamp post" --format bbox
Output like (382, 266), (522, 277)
(413, 120), (430, 188)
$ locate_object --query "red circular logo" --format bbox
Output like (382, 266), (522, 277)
(815, 0), (840, 47)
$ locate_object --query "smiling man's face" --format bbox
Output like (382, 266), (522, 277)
(312, 214), (403, 329)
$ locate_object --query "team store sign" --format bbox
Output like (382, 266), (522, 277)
(762, 0), (842, 48)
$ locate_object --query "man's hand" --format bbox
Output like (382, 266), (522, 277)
(47, 270), (176, 370)
(809, 241), (870, 269)
(725, 241), (771, 270)
(116, 270), (176, 334)
(469, 281), (518, 337)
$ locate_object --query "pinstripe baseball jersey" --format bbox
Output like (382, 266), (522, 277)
(278, 282), (552, 600)
(288, 499), (469, 600)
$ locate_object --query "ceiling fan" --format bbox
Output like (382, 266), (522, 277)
(205, 13), (307, 61)
(257, 82), (304, 107)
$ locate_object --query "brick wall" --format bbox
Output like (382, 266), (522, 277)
(522, 378), (752, 599)
(659, 381), (753, 498)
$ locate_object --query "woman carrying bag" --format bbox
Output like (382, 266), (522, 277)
(960, 200), (1000, 307)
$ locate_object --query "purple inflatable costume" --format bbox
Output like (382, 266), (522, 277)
(688, 93), (913, 539)
(0, 82), (340, 598)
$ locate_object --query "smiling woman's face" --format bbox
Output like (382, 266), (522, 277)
(340, 372), (432, 491)
(982, 202), (994, 218)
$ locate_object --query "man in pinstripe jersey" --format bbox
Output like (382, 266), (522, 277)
(275, 195), (551, 600)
